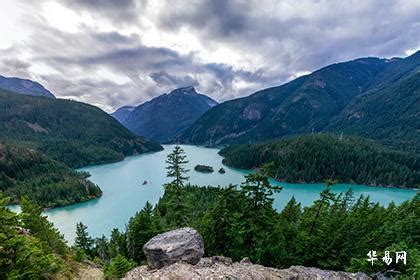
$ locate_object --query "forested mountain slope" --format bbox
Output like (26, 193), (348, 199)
(178, 52), (419, 149)
(364, 51), (420, 92)
(219, 134), (420, 188)
(0, 89), (162, 168)
(328, 71), (420, 152)
(178, 58), (390, 145)
(0, 144), (102, 208)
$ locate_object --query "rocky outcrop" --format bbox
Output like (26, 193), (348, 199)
(281, 266), (370, 279)
(124, 258), (370, 279)
(128, 228), (370, 279)
(142, 227), (204, 269)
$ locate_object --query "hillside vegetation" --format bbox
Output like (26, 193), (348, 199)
(0, 194), (96, 279)
(178, 51), (419, 151)
(0, 89), (162, 168)
(1, 146), (418, 279)
(71, 146), (419, 279)
(328, 72), (420, 152)
(0, 144), (102, 208)
(219, 135), (420, 188)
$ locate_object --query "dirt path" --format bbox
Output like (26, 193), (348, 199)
(76, 266), (103, 280)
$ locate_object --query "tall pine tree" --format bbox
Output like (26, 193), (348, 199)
(74, 222), (94, 258)
(164, 145), (190, 227)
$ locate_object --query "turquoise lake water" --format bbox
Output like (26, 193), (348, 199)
(11, 145), (418, 243)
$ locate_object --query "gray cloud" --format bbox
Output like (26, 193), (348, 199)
(155, 0), (420, 70)
(0, 57), (31, 78)
(150, 71), (198, 88)
(62, 0), (140, 25)
(0, 0), (418, 112)
(157, 0), (251, 38)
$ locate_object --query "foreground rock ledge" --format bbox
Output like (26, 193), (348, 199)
(143, 227), (204, 269)
(135, 228), (369, 279)
(124, 258), (370, 279)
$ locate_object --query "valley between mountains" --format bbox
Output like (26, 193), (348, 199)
(2, 1), (420, 278)
(1, 51), (419, 209)
(0, 50), (418, 280)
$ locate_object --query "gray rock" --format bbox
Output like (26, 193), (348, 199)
(283, 266), (371, 280)
(240, 257), (253, 265)
(197, 256), (233, 267)
(143, 227), (204, 269)
(372, 271), (398, 280)
(211, 256), (233, 265)
(124, 261), (371, 279)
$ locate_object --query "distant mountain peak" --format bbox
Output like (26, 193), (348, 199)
(0, 75), (55, 98)
(112, 87), (218, 143)
(111, 105), (136, 124)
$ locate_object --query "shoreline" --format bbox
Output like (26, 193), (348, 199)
(222, 164), (419, 191)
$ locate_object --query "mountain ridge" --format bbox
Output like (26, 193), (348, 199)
(0, 89), (163, 168)
(177, 52), (419, 150)
(0, 75), (55, 98)
(112, 86), (218, 143)
(328, 71), (420, 152)
(112, 105), (135, 124)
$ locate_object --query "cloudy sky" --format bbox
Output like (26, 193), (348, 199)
(0, 0), (419, 112)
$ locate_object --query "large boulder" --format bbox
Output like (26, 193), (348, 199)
(143, 227), (204, 269)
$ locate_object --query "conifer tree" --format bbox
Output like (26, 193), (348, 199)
(109, 228), (127, 259)
(240, 162), (282, 209)
(165, 145), (189, 191)
(74, 222), (94, 258)
(20, 196), (67, 255)
(94, 235), (109, 261)
(239, 163), (282, 262)
(202, 185), (245, 259)
(308, 179), (337, 235)
(104, 254), (134, 279)
(164, 145), (190, 226)
(127, 201), (158, 263)
(0, 194), (62, 279)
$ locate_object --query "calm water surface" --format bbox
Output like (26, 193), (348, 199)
(13, 145), (418, 243)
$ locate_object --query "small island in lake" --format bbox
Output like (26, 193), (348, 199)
(194, 164), (214, 173)
(218, 167), (226, 174)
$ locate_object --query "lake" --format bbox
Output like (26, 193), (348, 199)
(16, 145), (419, 243)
